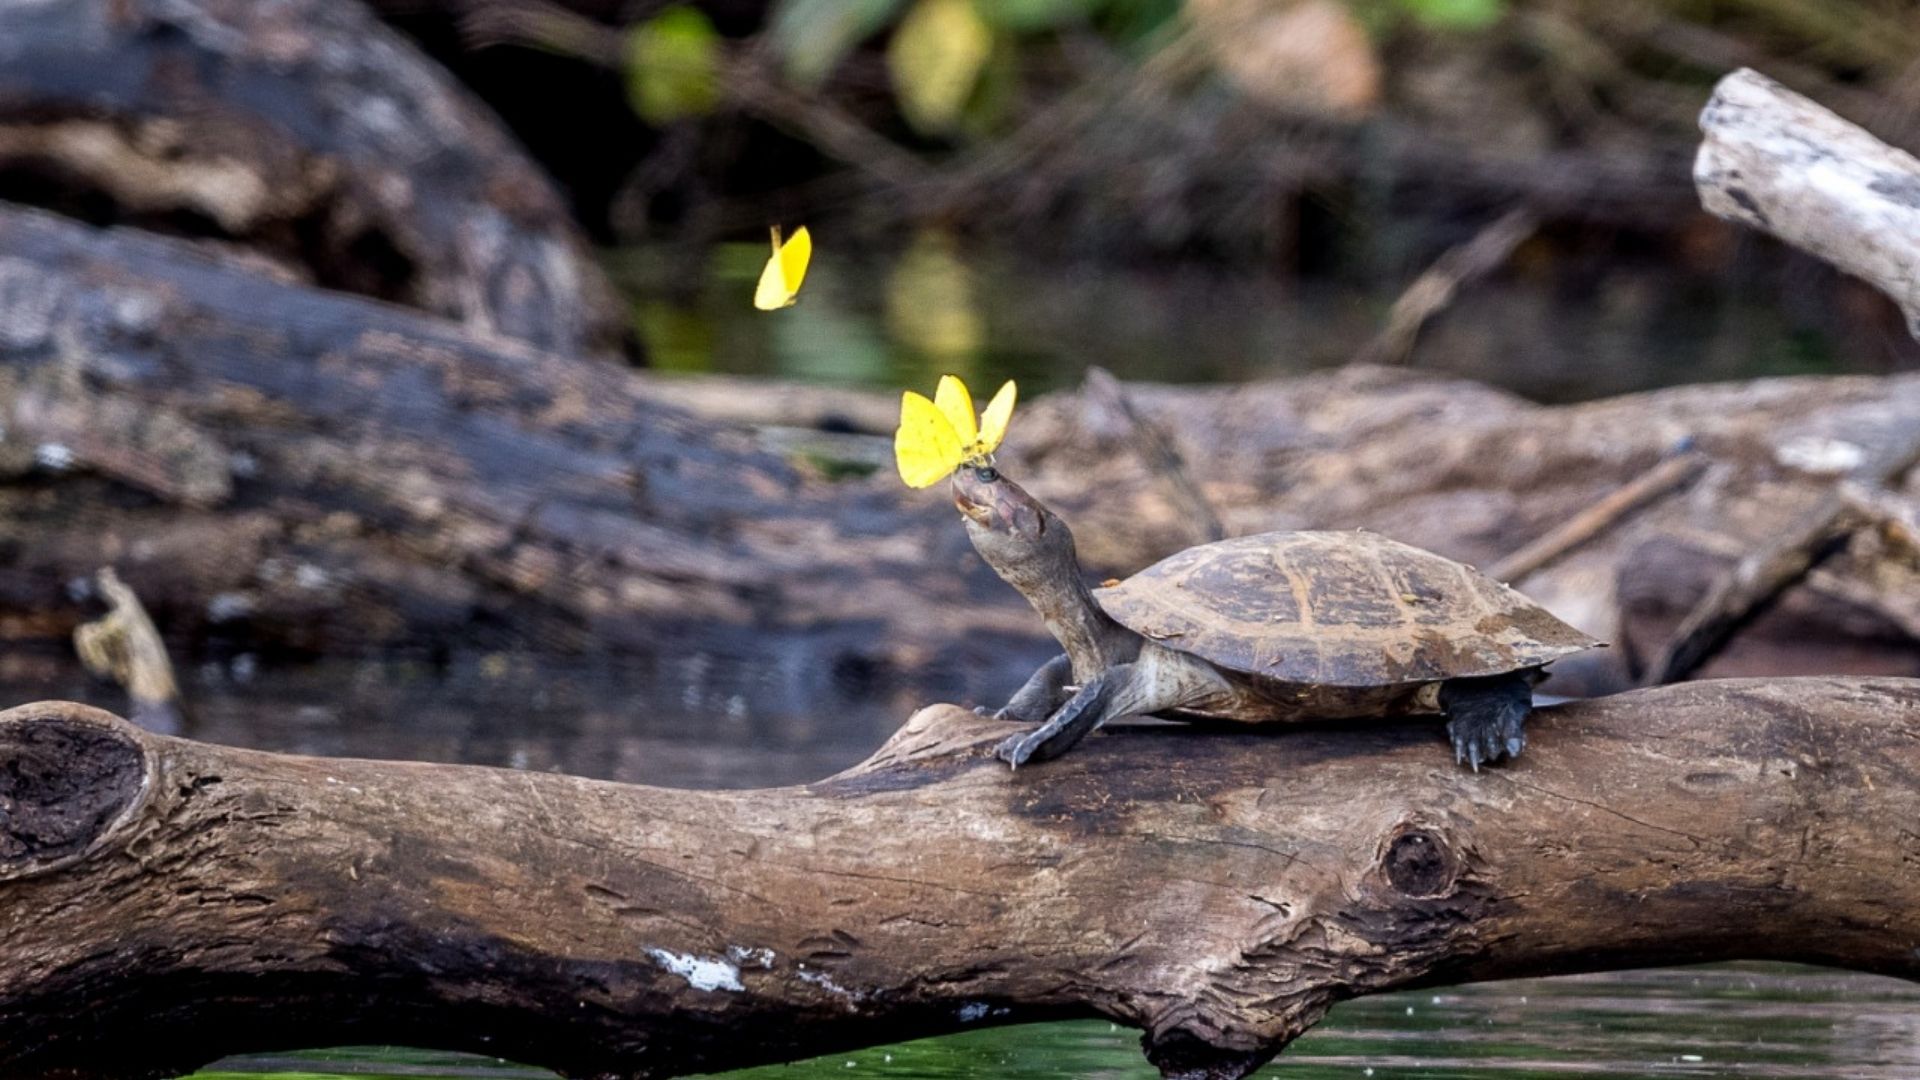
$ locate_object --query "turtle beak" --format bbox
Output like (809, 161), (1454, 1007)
(951, 469), (995, 526)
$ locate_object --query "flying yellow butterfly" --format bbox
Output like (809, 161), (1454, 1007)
(895, 375), (1017, 488)
(753, 225), (812, 310)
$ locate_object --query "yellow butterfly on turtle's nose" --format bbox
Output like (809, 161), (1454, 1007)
(753, 225), (812, 311)
(893, 375), (1018, 488)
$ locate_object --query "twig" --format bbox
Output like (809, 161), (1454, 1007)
(1350, 207), (1539, 367)
(72, 568), (186, 733)
(1082, 367), (1225, 545)
(1489, 446), (1707, 584)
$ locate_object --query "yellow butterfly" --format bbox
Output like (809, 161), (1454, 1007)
(753, 225), (812, 310)
(895, 375), (1017, 488)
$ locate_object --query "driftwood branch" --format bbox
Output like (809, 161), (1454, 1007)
(1, 677), (1917, 1078)
(1695, 68), (1920, 340)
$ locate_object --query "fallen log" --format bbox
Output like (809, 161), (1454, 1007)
(2, 676), (1917, 1078)
(0, 0), (623, 356)
(2, 204), (1919, 695)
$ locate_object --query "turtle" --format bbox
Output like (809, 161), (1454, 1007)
(950, 465), (1601, 769)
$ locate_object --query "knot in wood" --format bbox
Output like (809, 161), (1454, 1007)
(1381, 828), (1456, 898)
(0, 703), (148, 879)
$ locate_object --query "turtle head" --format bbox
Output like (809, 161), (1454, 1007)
(951, 464), (1075, 579)
(951, 464), (1133, 674)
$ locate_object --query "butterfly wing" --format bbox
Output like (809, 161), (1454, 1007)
(778, 226), (812, 297)
(754, 226), (806, 310)
(895, 391), (965, 488)
(933, 374), (979, 446)
(975, 380), (1017, 454)
(753, 236), (793, 311)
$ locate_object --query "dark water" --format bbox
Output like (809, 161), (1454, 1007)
(195, 965), (1920, 1078)
(5, 239), (1913, 1077)
(611, 232), (1912, 405)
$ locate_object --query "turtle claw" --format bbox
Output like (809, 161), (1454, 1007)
(994, 729), (1042, 769)
(1441, 673), (1533, 772)
(1445, 709), (1506, 773)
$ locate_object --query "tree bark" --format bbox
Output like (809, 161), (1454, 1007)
(0, 0), (623, 356)
(2, 676), (1917, 1079)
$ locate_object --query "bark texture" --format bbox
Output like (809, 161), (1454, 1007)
(0, 0), (623, 355)
(1, 677), (1917, 1078)
(1696, 68), (1920, 339)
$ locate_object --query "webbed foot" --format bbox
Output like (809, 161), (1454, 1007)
(1439, 673), (1533, 771)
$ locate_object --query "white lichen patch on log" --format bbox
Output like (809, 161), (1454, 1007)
(646, 948), (744, 992)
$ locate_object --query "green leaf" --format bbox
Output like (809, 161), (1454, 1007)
(1398, 0), (1504, 31)
(972, 0), (1095, 32)
(888, 0), (995, 135)
(767, 0), (904, 87)
(623, 6), (720, 124)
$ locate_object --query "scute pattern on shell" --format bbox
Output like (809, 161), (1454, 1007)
(1096, 530), (1599, 688)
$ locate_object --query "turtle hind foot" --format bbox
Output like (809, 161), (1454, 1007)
(1439, 673), (1533, 771)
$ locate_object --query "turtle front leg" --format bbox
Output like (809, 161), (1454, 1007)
(1437, 672), (1535, 771)
(979, 654), (1074, 724)
(996, 663), (1140, 768)
(996, 647), (1228, 768)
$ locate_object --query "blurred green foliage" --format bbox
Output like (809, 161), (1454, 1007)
(889, 0), (995, 133)
(624, 5), (720, 122)
(768, 0), (904, 87)
(1395, 0), (1505, 30)
(764, 0), (1190, 138)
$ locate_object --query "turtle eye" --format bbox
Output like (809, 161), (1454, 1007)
(973, 464), (999, 482)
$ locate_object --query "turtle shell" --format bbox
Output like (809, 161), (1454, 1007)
(1096, 530), (1598, 688)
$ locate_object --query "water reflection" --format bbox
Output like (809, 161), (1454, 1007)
(612, 234), (1904, 405)
(197, 964), (1920, 1078)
